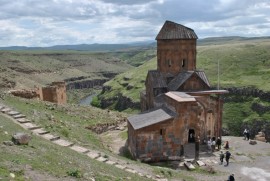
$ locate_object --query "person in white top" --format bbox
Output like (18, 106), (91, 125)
(207, 138), (212, 152)
(211, 139), (216, 152)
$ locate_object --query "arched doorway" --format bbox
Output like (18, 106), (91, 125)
(188, 129), (195, 143)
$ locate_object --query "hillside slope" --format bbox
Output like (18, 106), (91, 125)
(0, 51), (133, 89)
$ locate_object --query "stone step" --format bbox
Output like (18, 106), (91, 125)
(7, 111), (20, 116)
(184, 162), (195, 170)
(52, 139), (74, 147)
(41, 133), (60, 141)
(105, 160), (116, 165)
(125, 168), (137, 174)
(0, 105), (5, 110)
(196, 160), (206, 167)
(87, 152), (100, 159)
(115, 164), (126, 170)
(96, 156), (108, 162)
(17, 118), (31, 123)
(70, 145), (89, 153)
(32, 128), (50, 135)
(1, 108), (11, 113)
(22, 122), (41, 130)
(145, 175), (153, 179)
(13, 114), (26, 119)
(155, 179), (168, 181)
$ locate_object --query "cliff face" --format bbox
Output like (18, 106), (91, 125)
(99, 86), (140, 111)
(224, 87), (270, 102)
(66, 79), (108, 90)
(65, 73), (117, 90)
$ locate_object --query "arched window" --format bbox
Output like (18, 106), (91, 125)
(182, 59), (186, 67)
(168, 59), (172, 67)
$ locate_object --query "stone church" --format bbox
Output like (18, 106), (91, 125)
(127, 20), (228, 162)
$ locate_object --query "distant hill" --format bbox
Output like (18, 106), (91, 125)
(198, 36), (270, 45)
(0, 42), (155, 52)
(2, 36), (270, 51)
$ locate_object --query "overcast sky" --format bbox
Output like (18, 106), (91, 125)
(0, 0), (269, 46)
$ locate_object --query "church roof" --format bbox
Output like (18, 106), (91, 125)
(168, 71), (210, 91)
(146, 70), (167, 88)
(128, 106), (176, 130)
(165, 91), (196, 102)
(156, 21), (198, 40)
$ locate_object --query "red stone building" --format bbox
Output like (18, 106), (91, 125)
(127, 21), (228, 162)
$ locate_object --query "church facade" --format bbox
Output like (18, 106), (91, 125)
(127, 21), (228, 162)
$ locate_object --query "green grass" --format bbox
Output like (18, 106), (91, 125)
(1, 95), (129, 150)
(0, 96), (158, 180)
(0, 114), (152, 180)
(99, 57), (157, 103)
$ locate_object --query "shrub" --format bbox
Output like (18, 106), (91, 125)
(91, 96), (101, 107)
(67, 169), (81, 178)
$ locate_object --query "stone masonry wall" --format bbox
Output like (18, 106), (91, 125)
(157, 39), (196, 75)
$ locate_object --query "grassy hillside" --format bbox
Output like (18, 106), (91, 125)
(0, 96), (155, 180)
(100, 38), (270, 103)
(0, 47), (157, 91)
(197, 39), (270, 90)
(0, 50), (132, 89)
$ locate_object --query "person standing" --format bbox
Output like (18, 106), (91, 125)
(225, 151), (231, 166)
(211, 138), (216, 152)
(228, 173), (235, 181)
(207, 138), (212, 152)
(216, 137), (221, 150)
(246, 129), (250, 141)
(220, 151), (224, 165)
(243, 129), (247, 140)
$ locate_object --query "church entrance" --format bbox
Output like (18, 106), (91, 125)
(188, 129), (195, 143)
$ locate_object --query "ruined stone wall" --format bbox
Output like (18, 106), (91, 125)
(9, 89), (38, 99)
(54, 82), (67, 104)
(39, 82), (67, 104)
(41, 87), (57, 103)
(157, 39), (196, 75)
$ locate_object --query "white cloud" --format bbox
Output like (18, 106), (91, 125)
(0, 0), (269, 46)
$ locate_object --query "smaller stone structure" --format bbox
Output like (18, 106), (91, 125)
(37, 81), (67, 104)
(8, 81), (67, 105)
